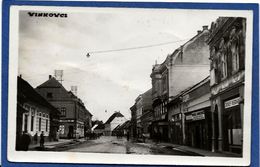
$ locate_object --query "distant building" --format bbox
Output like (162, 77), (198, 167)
(93, 124), (105, 135)
(36, 75), (92, 139)
(150, 60), (169, 142)
(208, 17), (246, 155)
(104, 112), (127, 136)
(112, 120), (131, 136)
(16, 76), (60, 150)
(135, 89), (153, 139)
(130, 104), (137, 139)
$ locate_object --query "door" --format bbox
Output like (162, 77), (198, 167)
(68, 126), (74, 139)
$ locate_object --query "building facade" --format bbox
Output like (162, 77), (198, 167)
(36, 75), (92, 139)
(208, 17), (246, 155)
(130, 104), (137, 139)
(150, 61), (169, 142)
(135, 89), (153, 139)
(182, 77), (211, 150)
(151, 25), (211, 143)
(104, 112), (127, 136)
(16, 76), (60, 150)
(167, 94), (183, 144)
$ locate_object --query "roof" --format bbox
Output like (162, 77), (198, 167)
(17, 76), (60, 115)
(36, 75), (93, 116)
(37, 76), (65, 89)
(95, 124), (105, 130)
(105, 112), (124, 124)
(112, 120), (130, 131)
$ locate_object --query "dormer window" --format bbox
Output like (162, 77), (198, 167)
(47, 92), (53, 98)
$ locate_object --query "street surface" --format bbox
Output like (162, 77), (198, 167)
(64, 136), (200, 156)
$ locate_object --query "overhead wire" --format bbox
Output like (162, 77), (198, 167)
(87, 38), (189, 55)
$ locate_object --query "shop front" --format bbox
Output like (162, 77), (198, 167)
(185, 108), (211, 150)
(222, 96), (243, 154)
(151, 118), (169, 142)
(169, 113), (182, 144)
(211, 84), (244, 155)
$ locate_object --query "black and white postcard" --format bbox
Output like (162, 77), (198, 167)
(6, 3), (255, 166)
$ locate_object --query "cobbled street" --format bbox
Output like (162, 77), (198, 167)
(62, 136), (200, 156)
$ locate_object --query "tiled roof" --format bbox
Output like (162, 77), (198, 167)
(17, 76), (60, 115)
(105, 112), (124, 124)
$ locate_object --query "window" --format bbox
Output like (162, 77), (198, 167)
(162, 76), (167, 92)
(24, 104), (30, 111)
(39, 112), (42, 117)
(46, 114), (49, 118)
(24, 114), (28, 132)
(31, 108), (35, 116)
(220, 53), (227, 79)
(61, 107), (66, 117)
(39, 118), (41, 131)
(46, 119), (48, 132)
(47, 92), (53, 98)
(231, 45), (239, 72)
(31, 115), (34, 131)
(43, 113), (45, 117)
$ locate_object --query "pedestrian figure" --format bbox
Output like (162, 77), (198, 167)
(21, 131), (31, 151)
(34, 132), (38, 144)
(142, 133), (146, 143)
(127, 131), (130, 141)
(158, 131), (162, 143)
(56, 130), (60, 141)
(40, 131), (45, 149)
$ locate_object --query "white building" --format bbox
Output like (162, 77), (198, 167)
(104, 112), (127, 136)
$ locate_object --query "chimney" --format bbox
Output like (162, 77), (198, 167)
(19, 74), (22, 78)
(197, 30), (202, 34)
(203, 25), (208, 30)
(49, 75), (52, 79)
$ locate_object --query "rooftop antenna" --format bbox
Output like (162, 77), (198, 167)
(54, 70), (64, 84)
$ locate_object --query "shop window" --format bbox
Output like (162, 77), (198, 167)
(227, 110), (242, 146)
(59, 125), (65, 134)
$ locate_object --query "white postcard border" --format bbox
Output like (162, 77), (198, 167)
(7, 5), (253, 166)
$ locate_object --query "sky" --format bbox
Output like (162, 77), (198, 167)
(18, 7), (221, 122)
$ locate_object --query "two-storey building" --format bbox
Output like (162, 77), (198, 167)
(36, 75), (92, 139)
(208, 17), (246, 155)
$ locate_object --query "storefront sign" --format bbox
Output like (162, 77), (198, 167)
(60, 119), (74, 123)
(186, 115), (193, 120)
(224, 97), (240, 109)
(186, 111), (205, 121)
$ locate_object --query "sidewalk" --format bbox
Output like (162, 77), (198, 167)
(135, 139), (241, 157)
(29, 138), (87, 150)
